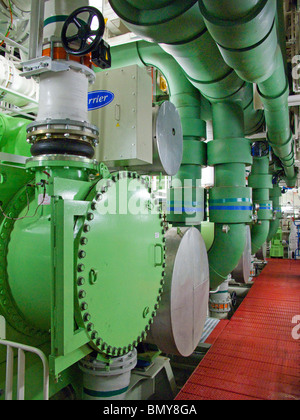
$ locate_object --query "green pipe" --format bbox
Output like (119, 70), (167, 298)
(267, 185), (282, 242)
(248, 155), (273, 254)
(202, 0), (260, 20)
(0, 114), (31, 156)
(207, 102), (253, 289)
(96, 41), (207, 225)
(199, 0), (297, 186)
(208, 224), (247, 289)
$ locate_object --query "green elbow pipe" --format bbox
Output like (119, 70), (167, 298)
(267, 219), (280, 243)
(0, 114), (31, 156)
(209, 224), (247, 290)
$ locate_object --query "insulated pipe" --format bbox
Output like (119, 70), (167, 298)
(96, 41), (207, 225)
(248, 156), (273, 254)
(109, 0), (245, 102)
(30, 0), (96, 159)
(207, 102), (253, 289)
(199, 0), (297, 186)
(0, 56), (37, 108)
(267, 185), (282, 242)
(39, 0), (90, 123)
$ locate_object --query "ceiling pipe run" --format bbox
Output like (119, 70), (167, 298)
(199, 0), (297, 187)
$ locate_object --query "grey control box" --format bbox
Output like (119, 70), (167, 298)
(89, 65), (153, 168)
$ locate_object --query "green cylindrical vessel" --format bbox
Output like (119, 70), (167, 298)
(1, 156), (166, 355)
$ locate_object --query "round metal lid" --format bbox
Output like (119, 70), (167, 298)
(154, 101), (183, 176)
(74, 172), (166, 357)
(147, 227), (210, 357)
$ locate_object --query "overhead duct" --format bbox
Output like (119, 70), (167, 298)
(199, 0), (298, 186)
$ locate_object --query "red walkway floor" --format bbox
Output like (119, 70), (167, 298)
(176, 259), (300, 400)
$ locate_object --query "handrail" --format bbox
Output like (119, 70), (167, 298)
(0, 339), (49, 400)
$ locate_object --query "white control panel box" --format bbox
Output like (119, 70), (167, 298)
(89, 65), (153, 168)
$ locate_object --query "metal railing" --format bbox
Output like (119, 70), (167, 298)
(0, 339), (49, 400)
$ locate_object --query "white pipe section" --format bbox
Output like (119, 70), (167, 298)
(0, 55), (38, 107)
(37, 0), (92, 124)
(288, 95), (300, 107)
(43, 0), (89, 42)
(37, 68), (89, 122)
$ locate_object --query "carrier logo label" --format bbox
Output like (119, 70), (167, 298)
(88, 90), (114, 111)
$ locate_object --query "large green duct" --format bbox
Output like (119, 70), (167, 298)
(108, 0), (261, 289)
(248, 155), (273, 254)
(0, 114), (31, 156)
(199, 0), (297, 186)
(96, 41), (207, 225)
(207, 102), (253, 289)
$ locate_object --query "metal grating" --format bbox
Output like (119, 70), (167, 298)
(176, 259), (300, 400)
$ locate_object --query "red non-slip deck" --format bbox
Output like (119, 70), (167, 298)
(176, 259), (300, 400)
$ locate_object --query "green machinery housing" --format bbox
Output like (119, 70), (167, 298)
(0, 0), (297, 400)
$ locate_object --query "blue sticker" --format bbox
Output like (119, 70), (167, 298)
(88, 90), (114, 111)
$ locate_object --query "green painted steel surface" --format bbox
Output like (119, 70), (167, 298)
(0, 114), (31, 156)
